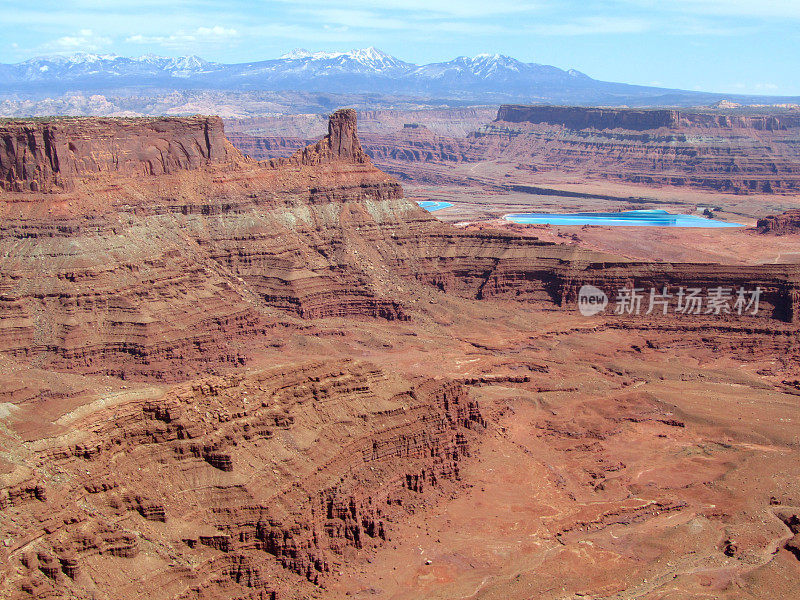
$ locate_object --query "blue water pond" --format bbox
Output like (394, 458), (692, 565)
(417, 200), (453, 212)
(504, 209), (742, 228)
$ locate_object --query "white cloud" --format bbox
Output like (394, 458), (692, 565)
(43, 29), (112, 52)
(195, 26), (238, 37)
(125, 26), (238, 46)
(298, 9), (410, 30)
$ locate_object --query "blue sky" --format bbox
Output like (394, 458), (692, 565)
(1, 0), (798, 95)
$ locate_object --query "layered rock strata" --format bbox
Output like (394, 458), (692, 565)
(2, 109), (800, 600)
(0, 110), (420, 379)
(471, 105), (800, 193)
(0, 116), (234, 192)
(494, 105), (800, 131)
(228, 105), (800, 193)
(1, 108), (798, 386)
(0, 360), (484, 599)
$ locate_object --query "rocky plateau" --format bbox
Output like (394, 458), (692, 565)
(1, 109), (800, 600)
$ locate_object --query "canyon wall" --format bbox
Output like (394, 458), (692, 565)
(496, 105), (682, 131)
(383, 229), (800, 322)
(227, 105), (800, 194)
(1, 110), (799, 383)
(224, 106), (497, 139)
(496, 104), (800, 131)
(0, 116), (235, 192)
(0, 110), (420, 380)
(227, 124), (478, 170)
(474, 105), (800, 193)
(225, 133), (308, 160)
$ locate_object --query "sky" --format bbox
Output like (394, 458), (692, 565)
(0, 0), (798, 96)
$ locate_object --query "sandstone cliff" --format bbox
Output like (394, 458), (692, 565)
(473, 105), (800, 193)
(496, 105), (682, 131)
(1, 110), (800, 383)
(0, 359), (485, 599)
(269, 108), (370, 167)
(496, 104), (800, 131)
(229, 105), (800, 194)
(0, 110), (425, 380)
(0, 116), (236, 192)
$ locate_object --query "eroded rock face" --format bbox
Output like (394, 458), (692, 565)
(229, 105), (800, 194)
(1, 110), (800, 382)
(227, 125), (479, 186)
(0, 110), (422, 380)
(472, 105), (800, 194)
(496, 105), (682, 131)
(225, 133), (308, 160)
(495, 105), (800, 131)
(0, 116), (234, 192)
(757, 209), (800, 234)
(0, 360), (484, 599)
(269, 108), (370, 167)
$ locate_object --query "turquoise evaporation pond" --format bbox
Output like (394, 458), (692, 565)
(417, 200), (453, 212)
(504, 209), (743, 228)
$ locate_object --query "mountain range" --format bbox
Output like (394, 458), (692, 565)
(1, 47), (798, 106)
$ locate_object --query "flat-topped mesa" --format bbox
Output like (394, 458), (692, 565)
(270, 109), (370, 167)
(0, 115), (236, 192)
(495, 104), (800, 131)
(480, 105), (800, 193)
(496, 105), (681, 131)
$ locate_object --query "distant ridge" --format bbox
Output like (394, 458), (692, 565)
(1, 48), (799, 106)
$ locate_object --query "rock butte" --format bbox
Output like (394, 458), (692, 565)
(1, 110), (800, 600)
(757, 209), (800, 234)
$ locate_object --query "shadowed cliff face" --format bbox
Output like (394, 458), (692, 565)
(496, 105), (682, 131)
(757, 209), (800, 234)
(495, 105), (800, 131)
(0, 116), (235, 192)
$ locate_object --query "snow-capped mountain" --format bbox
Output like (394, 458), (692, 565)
(278, 47), (411, 73)
(0, 47), (709, 104)
(3, 53), (217, 85)
(408, 53), (590, 95)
